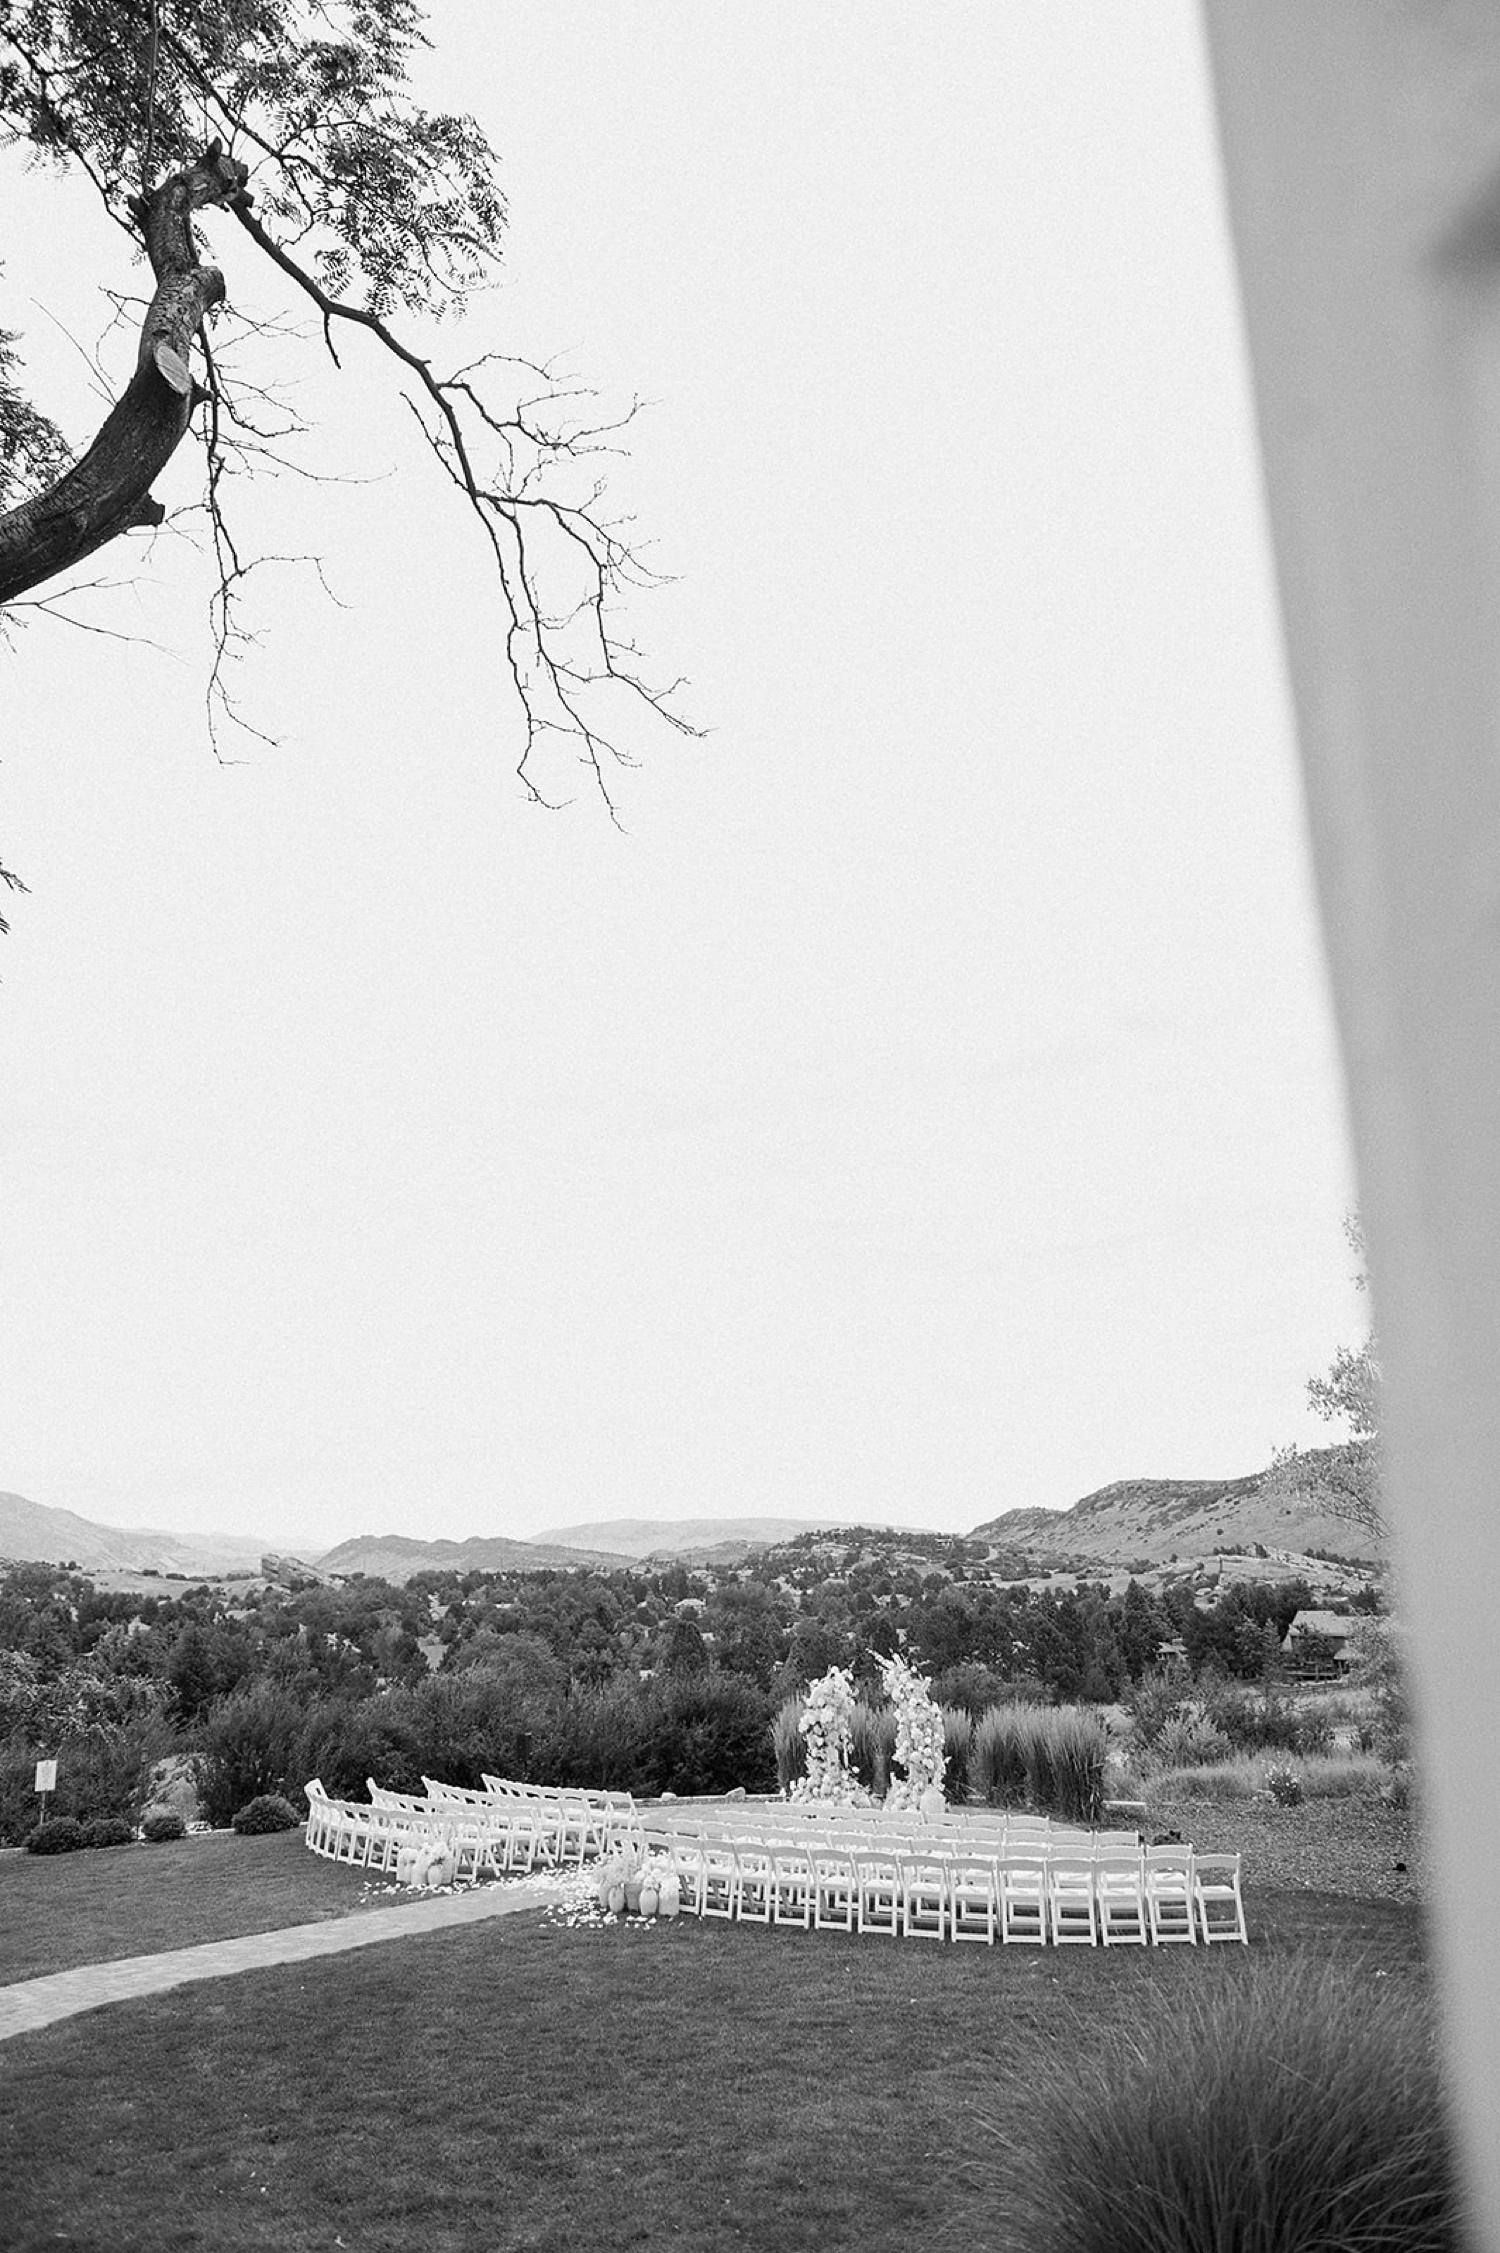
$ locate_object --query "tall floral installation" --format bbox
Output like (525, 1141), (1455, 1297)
(877, 1650), (947, 1814)
(789, 1665), (873, 1807)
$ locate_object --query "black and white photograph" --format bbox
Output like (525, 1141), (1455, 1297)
(2, 5), (1496, 2247)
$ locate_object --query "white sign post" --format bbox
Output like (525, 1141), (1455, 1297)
(34, 1758), (57, 1823)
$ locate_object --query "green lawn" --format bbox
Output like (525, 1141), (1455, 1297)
(0, 1866), (1431, 2253)
(0, 1830), (383, 1985)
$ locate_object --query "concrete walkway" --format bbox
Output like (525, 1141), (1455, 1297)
(0, 1880), (562, 2045)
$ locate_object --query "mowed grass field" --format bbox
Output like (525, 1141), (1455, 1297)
(0, 1830), (382, 1985)
(0, 1833), (1433, 2253)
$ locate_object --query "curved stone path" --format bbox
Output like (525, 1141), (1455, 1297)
(0, 1879), (562, 2045)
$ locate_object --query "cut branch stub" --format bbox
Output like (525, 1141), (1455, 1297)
(0, 146), (249, 606)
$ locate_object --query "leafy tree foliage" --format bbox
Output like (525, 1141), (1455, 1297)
(0, 1525), (1373, 1840)
(1281, 1215), (1385, 1540)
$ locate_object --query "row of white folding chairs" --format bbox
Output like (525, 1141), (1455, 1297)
(418, 1779), (612, 1867)
(356, 1780), (562, 1872)
(660, 1816), (1130, 1863)
(481, 1774), (637, 1836)
(765, 1801), (1063, 1830)
(641, 1827), (1246, 1946)
(674, 1807), (1122, 1855)
(303, 1780), (510, 1880)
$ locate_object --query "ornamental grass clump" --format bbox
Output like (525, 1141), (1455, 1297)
(1021, 1710), (1057, 1815)
(848, 1698), (894, 1798)
(968, 1707), (1029, 1808)
(940, 1706), (972, 1806)
(1044, 1708), (1107, 1825)
(771, 1697), (807, 1793)
(1003, 1956), (1461, 2253)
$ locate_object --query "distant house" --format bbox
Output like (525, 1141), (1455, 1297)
(1283, 1608), (1361, 1674)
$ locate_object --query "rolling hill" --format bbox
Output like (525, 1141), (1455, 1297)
(531, 1515), (902, 1559)
(968, 1447), (1377, 1566)
(313, 1531), (635, 1581)
(0, 1491), (271, 1575)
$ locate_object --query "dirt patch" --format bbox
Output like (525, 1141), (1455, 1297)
(1152, 1790), (1422, 1905)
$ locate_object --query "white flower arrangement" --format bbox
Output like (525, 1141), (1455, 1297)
(789, 1664), (874, 1806)
(876, 1650), (946, 1813)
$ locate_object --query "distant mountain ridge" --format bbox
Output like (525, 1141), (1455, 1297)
(313, 1531), (635, 1580)
(969, 1447), (1376, 1565)
(531, 1515), (899, 1560)
(0, 1491), (270, 1575)
(2, 1454), (1378, 1589)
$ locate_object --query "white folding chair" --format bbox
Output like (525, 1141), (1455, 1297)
(1094, 1851), (1148, 1946)
(948, 1854), (999, 1944)
(854, 1847), (901, 1936)
(701, 1838), (740, 1920)
(503, 1807), (550, 1874)
(735, 1841), (774, 1924)
(812, 1843), (857, 1933)
(1144, 1846), (1196, 1944)
(999, 1853), (1050, 1945)
(899, 1850), (949, 1942)
(302, 1781), (336, 1856)
(654, 1829), (705, 1916)
(1193, 1853), (1248, 1944)
(1047, 1856), (1099, 1946)
(771, 1840), (814, 1929)
(554, 1798), (591, 1866)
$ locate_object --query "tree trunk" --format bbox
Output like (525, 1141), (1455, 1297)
(0, 145), (249, 606)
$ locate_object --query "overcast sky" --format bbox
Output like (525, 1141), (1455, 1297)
(1, 2), (1359, 1555)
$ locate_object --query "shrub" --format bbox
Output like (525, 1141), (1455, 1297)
(0, 1714), (181, 1846)
(24, 1815), (85, 1855)
(382, 1671), (536, 1794)
(1005, 1956), (1460, 2253)
(1123, 1667), (1190, 1746)
(1292, 1708), (1334, 1757)
(232, 1793), (303, 1835)
(645, 1677), (777, 1797)
(1201, 1681), (1304, 1754)
(194, 1679), (309, 1827)
(1348, 1619), (1411, 1764)
(1151, 1756), (1260, 1802)
(928, 1664), (1022, 1717)
(1265, 1761), (1304, 1807)
(79, 1815), (135, 1849)
(940, 1706), (972, 1804)
(535, 1681), (660, 1792)
(1151, 1707), (1232, 1770)
(294, 1692), (427, 1804)
(140, 1809), (186, 1842)
(529, 1675), (776, 1799)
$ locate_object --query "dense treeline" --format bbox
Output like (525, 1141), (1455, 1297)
(0, 1542), (1351, 1842)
